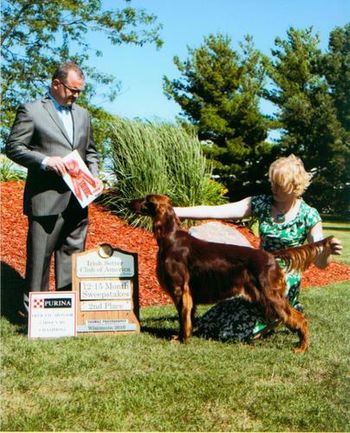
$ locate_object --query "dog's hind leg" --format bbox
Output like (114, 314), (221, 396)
(265, 294), (309, 353)
(287, 307), (309, 353)
(258, 265), (309, 352)
(280, 303), (309, 353)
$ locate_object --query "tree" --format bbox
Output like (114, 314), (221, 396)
(322, 24), (350, 132)
(265, 26), (350, 213)
(163, 33), (273, 200)
(1, 0), (163, 155)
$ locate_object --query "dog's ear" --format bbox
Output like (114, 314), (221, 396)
(130, 197), (154, 215)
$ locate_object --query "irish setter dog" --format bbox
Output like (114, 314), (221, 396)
(132, 194), (335, 352)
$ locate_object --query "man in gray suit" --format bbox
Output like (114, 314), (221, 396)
(6, 61), (102, 304)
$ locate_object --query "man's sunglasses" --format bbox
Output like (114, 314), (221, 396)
(59, 81), (84, 94)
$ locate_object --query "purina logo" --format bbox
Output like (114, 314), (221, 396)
(44, 298), (73, 308)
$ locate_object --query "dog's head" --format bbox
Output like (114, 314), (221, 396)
(130, 194), (173, 217)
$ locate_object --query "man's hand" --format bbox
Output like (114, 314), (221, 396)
(46, 156), (67, 176)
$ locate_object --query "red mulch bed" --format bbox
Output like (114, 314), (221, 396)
(1, 181), (349, 307)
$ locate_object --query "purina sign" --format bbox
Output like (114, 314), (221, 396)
(28, 292), (77, 339)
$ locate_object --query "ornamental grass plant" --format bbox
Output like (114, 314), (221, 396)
(0, 155), (26, 181)
(103, 117), (227, 227)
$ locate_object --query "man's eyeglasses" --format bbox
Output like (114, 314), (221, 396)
(59, 81), (84, 94)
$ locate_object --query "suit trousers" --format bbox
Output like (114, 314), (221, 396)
(25, 196), (88, 292)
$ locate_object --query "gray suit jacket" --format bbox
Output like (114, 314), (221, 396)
(6, 95), (99, 216)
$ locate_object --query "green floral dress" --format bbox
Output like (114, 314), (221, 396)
(196, 194), (321, 342)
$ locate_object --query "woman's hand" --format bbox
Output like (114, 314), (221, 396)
(329, 237), (343, 256)
(315, 236), (342, 268)
(309, 223), (343, 268)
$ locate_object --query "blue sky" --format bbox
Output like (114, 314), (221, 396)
(89, 0), (349, 122)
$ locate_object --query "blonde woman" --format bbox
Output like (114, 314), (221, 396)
(174, 154), (342, 341)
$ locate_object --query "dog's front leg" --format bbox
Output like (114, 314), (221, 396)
(174, 283), (193, 342)
(181, 283), (193, 342)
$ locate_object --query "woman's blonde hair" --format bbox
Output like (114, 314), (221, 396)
(268, 154), (312, 197)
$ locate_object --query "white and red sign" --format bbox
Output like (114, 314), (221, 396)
(62, 150), (103, 208)
(28, 292), (77, 339)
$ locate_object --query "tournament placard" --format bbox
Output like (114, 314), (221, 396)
(72, 244), (140, 336)
(28, 291), (77, 339)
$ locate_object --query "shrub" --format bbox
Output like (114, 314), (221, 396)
(103, 117), (227, 227)
(0, 155), (26, 181)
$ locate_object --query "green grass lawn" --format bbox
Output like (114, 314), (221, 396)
(1, 281), (349, 432)
(323, 220), (350, 265)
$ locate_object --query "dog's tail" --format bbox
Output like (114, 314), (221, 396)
(272, 236), (335, 272)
